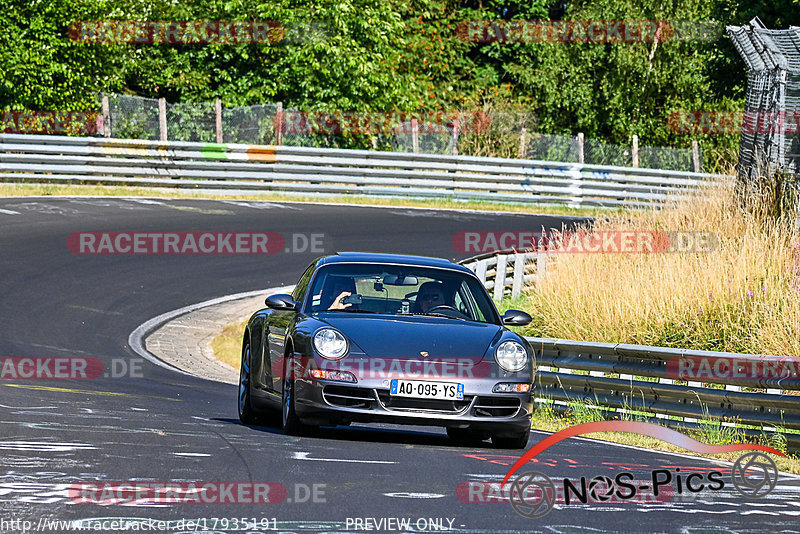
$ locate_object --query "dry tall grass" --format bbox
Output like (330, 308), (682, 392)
(520, 178), (800, 357)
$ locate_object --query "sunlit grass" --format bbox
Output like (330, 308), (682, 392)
(512, 179), (800, 357)
(211, 320), (247, 370)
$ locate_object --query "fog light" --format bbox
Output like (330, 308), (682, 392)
(493, 383), (531, 393)
(310, 369), (357, 383)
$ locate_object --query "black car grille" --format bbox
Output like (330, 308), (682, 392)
(322, 385), (376, 409)
(472, 396), (521, 418)
(376, 390), (472, 414)
(322, 387), (518, 417)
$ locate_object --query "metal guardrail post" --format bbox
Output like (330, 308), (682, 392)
(158, 98), (167, 142)
(512, 253), (525, 298)
(493, 254), (508, 301)
(411, 118), (419, 154)
(275, 102), (283, 145)
(101, 95), (110, 138)
(518, 127), (527, 159)
(569, 169), (583, 206)
(632, 134), (639, 168)
(692, 141), (701, 173)
(215, 99), (223, 143)
(577, 132), (585, 164)
(474, 260), (488, 286)
(451, 118), (459, 156)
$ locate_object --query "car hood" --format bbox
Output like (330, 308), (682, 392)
(318, 314), (503, 360)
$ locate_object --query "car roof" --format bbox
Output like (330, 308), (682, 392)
(317, 252), (473, 274)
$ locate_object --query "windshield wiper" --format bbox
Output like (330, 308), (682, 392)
(412, 312), (468, 320)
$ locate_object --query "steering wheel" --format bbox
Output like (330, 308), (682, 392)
(425, 304), (470, 319)
(426, 304), (458, 313)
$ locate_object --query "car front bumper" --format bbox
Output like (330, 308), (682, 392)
(293, 377), (533, 436)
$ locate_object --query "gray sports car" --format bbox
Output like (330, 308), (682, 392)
(238, 252), (535, 448)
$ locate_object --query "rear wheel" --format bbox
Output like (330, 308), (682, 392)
(238, 339), (258, 424)
(491, 427), (531, 449)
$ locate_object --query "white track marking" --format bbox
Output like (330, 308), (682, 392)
(125, 198), (165, 205)
(11, 202), (82, 216)
(67, 199), (153, 210)
(219, 200), (301, 210)
(0, 208), (20, 214)
(0, 441), (97, 452)
(383, 492), (446, 498)
(292, 451), (395, 464)
(172, 453), (211, 457)
(0, 404), (56, 410)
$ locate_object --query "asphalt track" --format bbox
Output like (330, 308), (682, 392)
(0, 197), (797, 534)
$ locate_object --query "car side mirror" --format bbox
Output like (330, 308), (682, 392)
(265, 293), (299, 311)
(501, 309), (532, 326)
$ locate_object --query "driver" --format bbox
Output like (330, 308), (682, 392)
(414, 281), (446, 313)
(321, 276), (356, 310)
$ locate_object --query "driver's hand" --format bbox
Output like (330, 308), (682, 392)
(328, 291), (352, 310)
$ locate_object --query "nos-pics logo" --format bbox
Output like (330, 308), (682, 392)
(502, 421), (782, 518)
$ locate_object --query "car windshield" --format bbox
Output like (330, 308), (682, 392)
(305, 264), (500, 324)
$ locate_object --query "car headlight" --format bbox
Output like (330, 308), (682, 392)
(495, 341), (527, 372)
(313, 328), (349, 360)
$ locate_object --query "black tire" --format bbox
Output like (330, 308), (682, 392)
(447, 427), (489, 445)
(491, 427), (531, 449)
(281, 355), (316, 436)
(238, 339), (258, 424)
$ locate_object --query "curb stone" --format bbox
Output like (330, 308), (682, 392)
(139, 286), (293, 384)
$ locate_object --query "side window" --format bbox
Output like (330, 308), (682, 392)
(459, 281), (487, 322)
(292, 261), (317, 303)
(453, 290), (470, 318)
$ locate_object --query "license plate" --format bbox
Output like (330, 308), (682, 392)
(390, 379), (464, 400)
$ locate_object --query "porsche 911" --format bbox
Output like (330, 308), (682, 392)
(238, 252), (535, 448)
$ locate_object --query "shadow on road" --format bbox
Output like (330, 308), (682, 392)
(213, 417), (503, 449)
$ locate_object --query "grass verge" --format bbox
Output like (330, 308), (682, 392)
(211, 321), (247, 370)
(0, 182), (615, 217)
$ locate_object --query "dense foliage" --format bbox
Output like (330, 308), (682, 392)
(1, 0), (799, 165)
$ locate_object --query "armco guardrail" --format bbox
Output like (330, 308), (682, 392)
(0, 134), (730, 207)
(526, 337), (800, 448)
(459, 253), (800, 449)
(461, 250), (547, 300)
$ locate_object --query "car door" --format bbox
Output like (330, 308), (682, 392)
(269, 260), (316, 394)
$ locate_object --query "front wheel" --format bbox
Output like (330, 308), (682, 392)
(281, 355), (316, 436)
(238, 339), (258, 424)
(491, 427), (531, 449)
